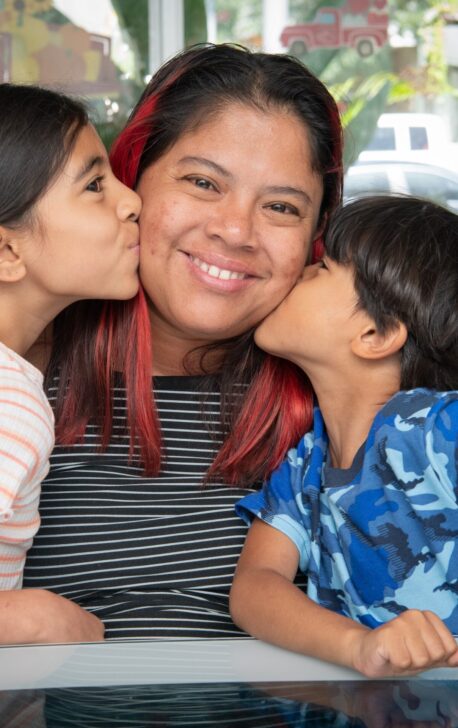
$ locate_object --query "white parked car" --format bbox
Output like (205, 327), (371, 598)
(344, 160), (458, 212)
(358, 113), (458, 173)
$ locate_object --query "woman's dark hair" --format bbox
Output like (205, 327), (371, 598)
(0, 83), (88, 229)
(50, 44), (344, 486)
(325, 195), (458, 391)
(111, 43), (342, 222)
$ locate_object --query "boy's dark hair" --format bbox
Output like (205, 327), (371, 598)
(0, 83), (88, 229)
(325, 195), (458, 391)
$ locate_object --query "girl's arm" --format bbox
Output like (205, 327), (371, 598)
(230, 519), (458, 678)
(0, 590), (104, 644)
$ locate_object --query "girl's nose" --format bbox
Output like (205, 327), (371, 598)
(118, 185), (141, 222)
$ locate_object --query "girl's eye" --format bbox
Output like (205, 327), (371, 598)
(267, 202), (300, 216)
(86, 176), (104, 193)
(318, 258), (328, 269)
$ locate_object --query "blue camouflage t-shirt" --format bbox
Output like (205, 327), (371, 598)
(236, 389), (458, 633)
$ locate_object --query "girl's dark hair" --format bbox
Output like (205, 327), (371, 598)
(51, 44), (344, 486)
(0, 83), (88, 228)
(325, 195), (458, 391)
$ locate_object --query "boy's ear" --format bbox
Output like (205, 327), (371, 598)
(351, 320), (408, 361)
(0, 228), (27, 283)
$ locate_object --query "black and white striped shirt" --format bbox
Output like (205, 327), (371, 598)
(23, 376), (256, 640)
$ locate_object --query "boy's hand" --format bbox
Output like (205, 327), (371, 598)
(350, 609), (458, 678)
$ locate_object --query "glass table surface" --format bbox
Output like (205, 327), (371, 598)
(0, 638), (457, 727)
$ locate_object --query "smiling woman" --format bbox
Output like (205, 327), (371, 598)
(20, 44), (344, 643)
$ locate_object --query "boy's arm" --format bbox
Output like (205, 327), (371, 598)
(230, 519), (458, 677)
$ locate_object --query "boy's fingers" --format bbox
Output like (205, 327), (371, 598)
(423, 610), (458, 658)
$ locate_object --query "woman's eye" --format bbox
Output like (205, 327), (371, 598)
(186, 176), (216, 191)
(86, 176), (104, 193)
(268, 202), (299, 216)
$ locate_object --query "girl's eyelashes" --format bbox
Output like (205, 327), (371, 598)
(86, 176), (105, 193)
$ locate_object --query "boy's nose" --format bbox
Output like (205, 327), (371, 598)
(300, 262), (321, 281)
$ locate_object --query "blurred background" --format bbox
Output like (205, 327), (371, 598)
(2, 0), (457, 209)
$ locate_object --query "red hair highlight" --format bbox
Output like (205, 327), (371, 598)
(124, 288), (161, 473)
(110, 94), (158, 187)
(209, 356), (313, 486)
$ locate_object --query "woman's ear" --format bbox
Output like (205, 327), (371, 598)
(351, 320), (408, 361)
(0, 228), (27, 283)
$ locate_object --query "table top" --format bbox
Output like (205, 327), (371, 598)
(0, 637), (456, 690)
(0, 639), (457, 727)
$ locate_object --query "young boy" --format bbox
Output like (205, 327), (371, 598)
(230, 195), (458, 678)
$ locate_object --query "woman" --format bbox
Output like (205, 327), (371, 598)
(22, 44), (343, 641)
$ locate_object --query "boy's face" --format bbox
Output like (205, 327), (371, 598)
(254, 257), (368, 370)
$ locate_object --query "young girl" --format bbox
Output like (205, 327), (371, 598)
(231, 195), (458, 678)
(0, 84), (140, 597)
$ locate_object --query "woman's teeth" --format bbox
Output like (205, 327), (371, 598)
(190, 255), (247, 280)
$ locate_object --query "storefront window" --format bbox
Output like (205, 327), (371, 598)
(1, 0), (457, 201)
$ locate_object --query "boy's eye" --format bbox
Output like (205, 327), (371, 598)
(267, 202), (300, 216)
(86, 176), (104, 193)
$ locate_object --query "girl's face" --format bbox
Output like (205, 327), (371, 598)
(20, 124), (141, 303)
(136, 104), (324, 345)
(254, 257), (362, 371)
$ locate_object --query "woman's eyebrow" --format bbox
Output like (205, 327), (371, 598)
(73, 155), (106, 183)
(178, 156), (232, 178)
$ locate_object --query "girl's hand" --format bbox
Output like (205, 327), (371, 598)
(0, 589), (105, 645)
(350, 609), (458, 678)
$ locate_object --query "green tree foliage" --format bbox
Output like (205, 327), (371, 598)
(185, 0), (207, 46)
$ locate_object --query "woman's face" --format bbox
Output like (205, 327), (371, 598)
(137, 103), (324, 345)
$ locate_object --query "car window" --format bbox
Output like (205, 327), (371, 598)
(365, 127), (396, 151)
(405, 171), (458, 201)
(409, 127), (429, 150)
(344, 171), (391, 197)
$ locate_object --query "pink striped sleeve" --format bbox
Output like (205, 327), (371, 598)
(0, 344), (54, 589)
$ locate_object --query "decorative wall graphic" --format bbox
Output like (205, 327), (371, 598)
(0, 0), (121, 96)
(280, 0), (388, 57)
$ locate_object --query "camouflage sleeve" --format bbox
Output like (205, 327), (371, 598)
(424, 393), (458, 499)
(235, 440), (313, 569)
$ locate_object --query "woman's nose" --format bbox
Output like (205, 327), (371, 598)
(205, 197), (256, 249)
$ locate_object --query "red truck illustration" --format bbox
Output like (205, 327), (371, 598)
(280, 5), (388, 58)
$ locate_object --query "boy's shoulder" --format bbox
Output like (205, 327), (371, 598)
(382, 388), (457, 417)
(375, 388), (458, 438)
